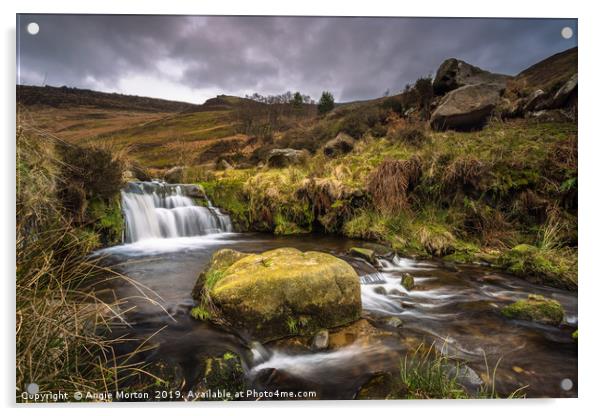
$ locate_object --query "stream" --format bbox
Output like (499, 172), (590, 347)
(92, 182), (577, 400)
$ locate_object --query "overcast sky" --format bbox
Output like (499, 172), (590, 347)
(17, 15), (577, 104)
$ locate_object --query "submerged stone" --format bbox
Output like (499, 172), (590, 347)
(501, 294), (564, 326)
(192, 247), (361, 341)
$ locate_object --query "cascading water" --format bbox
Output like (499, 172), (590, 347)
(121, 181), (233, 243)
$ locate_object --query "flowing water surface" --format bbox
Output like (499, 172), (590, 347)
(93, 182), (577, 399)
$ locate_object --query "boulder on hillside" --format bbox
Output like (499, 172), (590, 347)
(192, 247), (362, 341)
(433, 58), (509, 95)
(215, 158), (234, 170)
(526, 109), (574, 123)
(178, 184), (206, 199)
(522, 89), (546, 112)
(164, 166), (184, 183)
(550, 73), (577, 109)
(430, 84), (502, 131)
(323, 132), (355, 158)
(266, 148), (310, 168)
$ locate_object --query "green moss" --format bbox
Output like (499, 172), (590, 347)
(501, 294), (565, 325)
(200, 173), (250, 230)
(349, 247), (376, 263)
(402, 273), (415, 290)
(286, 317), (298, 334)
(196, 247), (361, 341)
(191, 305), (212, 321)
(274, 212), (309, 235)
(572, 329), (578, 341)
(204, 269), (226, 291)
(86, 196), (124, 246)
(201, 352), (246, 400)
(498, 244), (577, 290)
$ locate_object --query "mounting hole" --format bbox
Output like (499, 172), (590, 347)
(560, 378), (573, 391)
(27, 22), (40, 35)
(561, 26), (573, 39)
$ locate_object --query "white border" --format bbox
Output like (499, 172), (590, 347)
(3, 1), (601, 415)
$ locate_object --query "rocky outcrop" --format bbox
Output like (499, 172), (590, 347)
(192, 247), (362, 341)
(526, 109), (574, 123)
(266, 148), (310, 168)
(430, 84), (502, 131)
(433, 58), (509, 96)
(550, 73), (577, 109)
(323, 132), (355, 158)
(164, 166), (184, 183)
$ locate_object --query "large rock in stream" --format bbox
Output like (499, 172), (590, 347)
(192, 247), (362, 342)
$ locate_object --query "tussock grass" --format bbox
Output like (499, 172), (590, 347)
(17, 126), (162, 401)
(401, 342), (527, 399)
(367, 157), (422, 214)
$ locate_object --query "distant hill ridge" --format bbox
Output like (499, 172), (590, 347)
(17, 84), (201, 113)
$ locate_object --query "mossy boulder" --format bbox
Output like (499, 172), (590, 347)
(192, 247), (362, 341)
(498, 244), (577, 291)
(401, 273), (415, 290)
(200, 352), (246, 400)
(501, 294), (564, 325)
(349, 247), (376, 264)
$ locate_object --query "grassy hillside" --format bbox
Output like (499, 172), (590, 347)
(197, 117), (577, 290)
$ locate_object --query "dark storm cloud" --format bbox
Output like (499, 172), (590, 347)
(17, 15), (577, 103)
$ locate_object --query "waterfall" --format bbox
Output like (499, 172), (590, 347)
(121, 181), (233, 243)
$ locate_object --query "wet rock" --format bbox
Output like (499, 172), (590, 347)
(193, 248), (361, 342)
(430, 83), (502, 131)
(349, 247), (376, 264)
(361, 242), (393, 257)
(387, 289), (403, 297)
(164, 166), (184, 183)
(443, 261), (459, 272)
(311, 329), (329, 351)
(433, 58), (509, 95)
(200, 352), (246, 400)
(328, 319), (397, 349)
(384, 317), (403, 328)
(401, 273), (415, 290)
(373, 286), (387, 295)
(501, 294), (565, 326)
(266, 148), (310, 168)
(323, 132), (355, 158)
(443, 364), (483, 394)
(356, 372), (407, 400)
